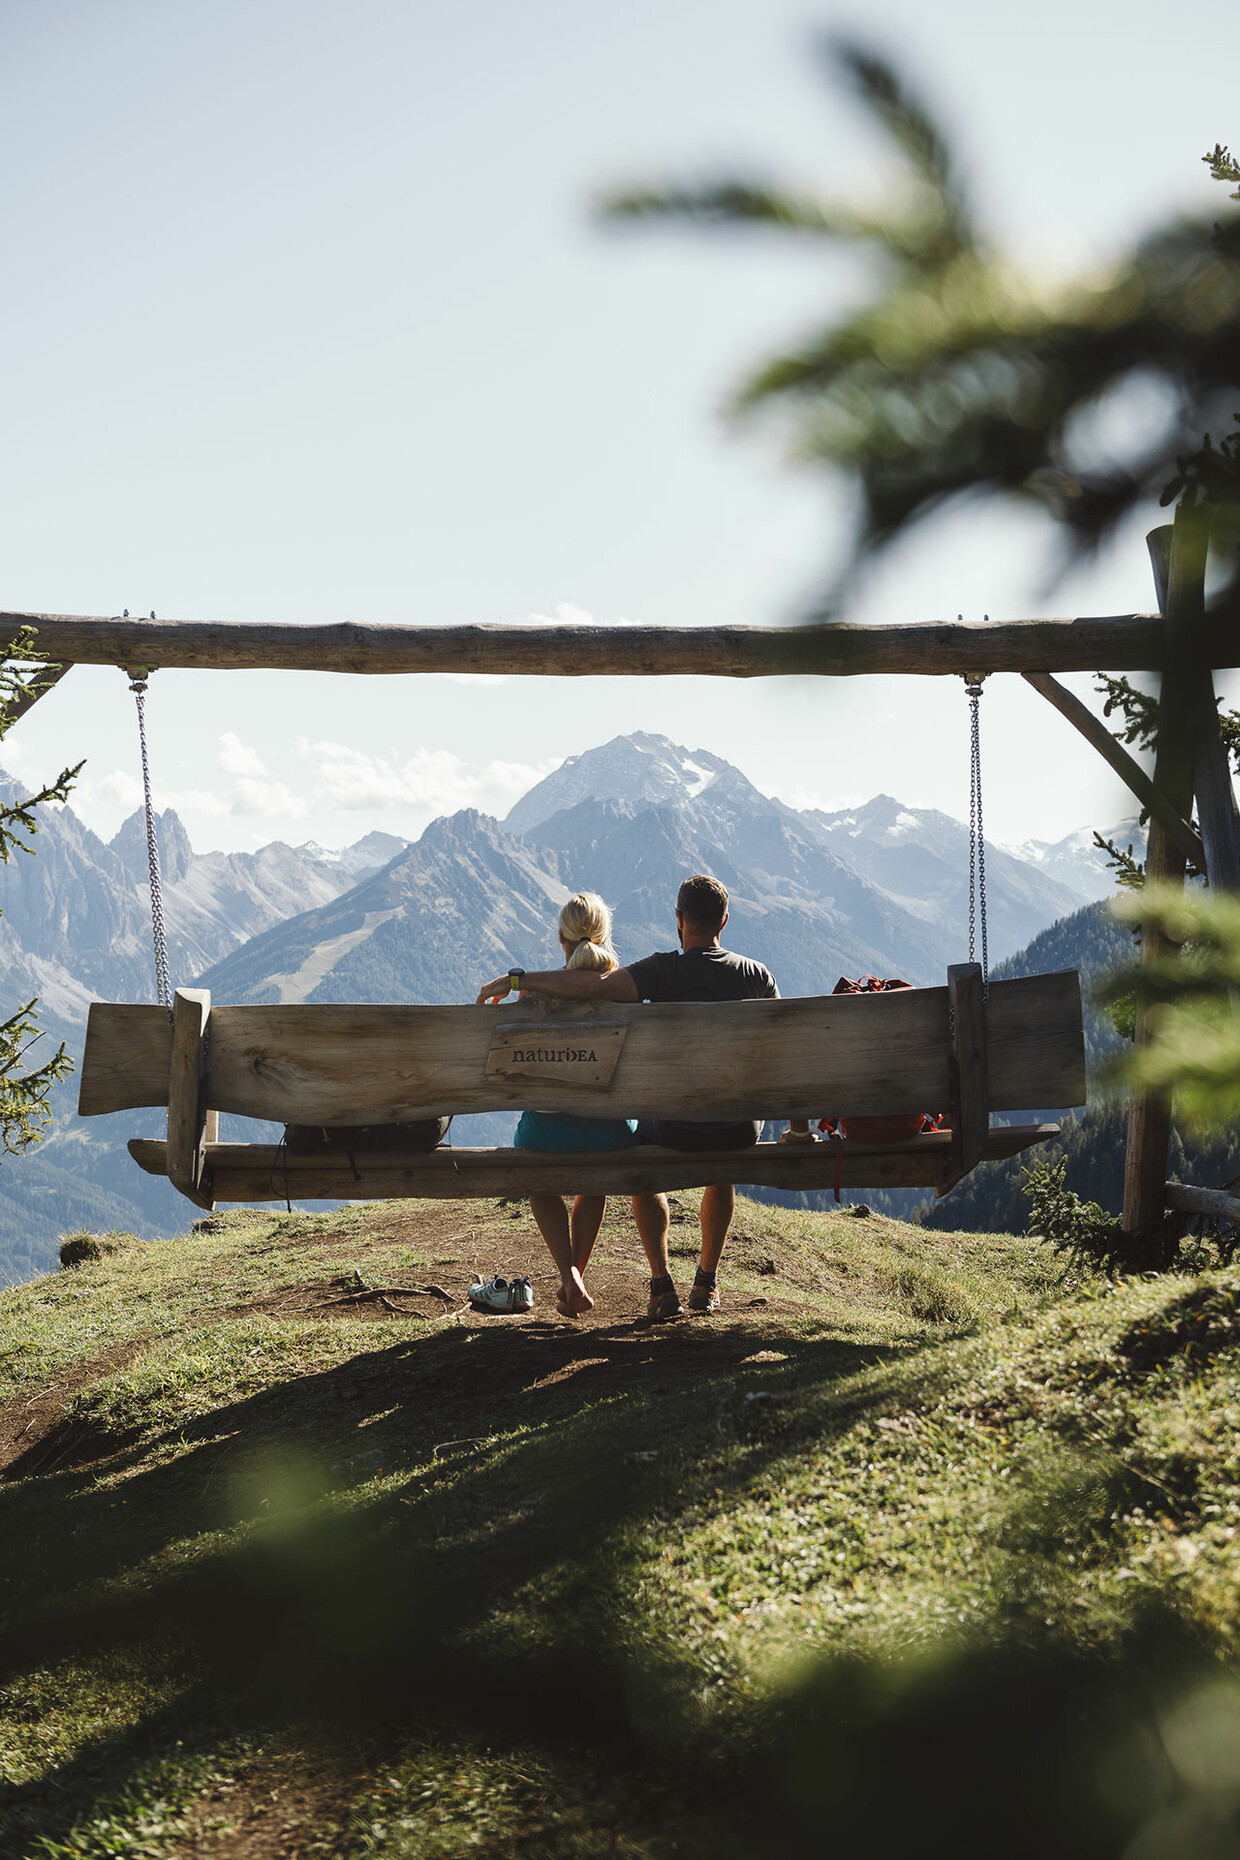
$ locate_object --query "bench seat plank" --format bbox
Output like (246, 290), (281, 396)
(84, 973), (1085, 1124)
(128, 1124), (1058, 1201)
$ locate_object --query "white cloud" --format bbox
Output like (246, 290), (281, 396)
(93, 770), (144, 809)
(500, 601), (633, 629)
(524, 602), (623, 627)
(165, 787), (231, 817)
(218, 731), (270, 778)
(230, 776), (307, 819)
(306, 741), (557, 815)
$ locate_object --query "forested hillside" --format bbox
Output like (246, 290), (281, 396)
(921, 897), (1238, 1233)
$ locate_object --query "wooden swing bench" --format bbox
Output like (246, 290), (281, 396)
(78, 962), (1085, 1213)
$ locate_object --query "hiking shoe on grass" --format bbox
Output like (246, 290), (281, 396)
(647, 1285), (683, 1321)
(468, 1274), (534, 1314)
(687, 1281), (719, 1314)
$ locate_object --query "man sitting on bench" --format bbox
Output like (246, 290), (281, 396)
(477, 875), (779, 1321)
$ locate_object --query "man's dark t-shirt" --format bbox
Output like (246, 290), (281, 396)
(627, 946), (779, 1006)
(626, 945), (779, 1144)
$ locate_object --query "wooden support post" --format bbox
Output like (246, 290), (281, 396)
(937, 962), (988, 1196)
(1148, 525), (1240, 891)
(1194, 712), (1240, 892)
(1122, 514), (1207, 1236)
(1021, 670), (1204, 869)
(167, 988), (215, 1212)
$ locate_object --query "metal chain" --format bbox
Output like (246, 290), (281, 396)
(965, 671), (990, 997)
(128, 669), (172, 1012)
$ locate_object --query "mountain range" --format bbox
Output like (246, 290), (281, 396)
(0, 732), (1136, 1281)
(200, 732), (1103, 1007)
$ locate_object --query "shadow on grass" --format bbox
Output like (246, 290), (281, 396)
(0, 1320), (922, 1842)
(7, 1319), (1234, 1856)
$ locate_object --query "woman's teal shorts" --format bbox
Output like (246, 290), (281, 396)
(514, 1111), (639, 1153)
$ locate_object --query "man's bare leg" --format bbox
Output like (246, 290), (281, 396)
(570, 1195), (607, 1276)
(632, 1192), (681, 1317)
(528, 1192), (593, 1317)
(698, 1183), (735, 1276)
(687, 1183), (734, 1314)
(631, 1192), (671, 1277)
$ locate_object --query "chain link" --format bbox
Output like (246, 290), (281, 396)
(965, 672), (989, 998)
(128, 671), (172, 1013)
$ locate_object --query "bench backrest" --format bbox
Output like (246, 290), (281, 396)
(79, 969), (1085, 1126)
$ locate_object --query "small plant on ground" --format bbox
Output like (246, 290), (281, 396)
(1022, 1157), (1125, 1268)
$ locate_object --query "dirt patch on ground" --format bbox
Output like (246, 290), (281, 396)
(175, 1746), (361, 1859)
(229, 1262), (790, 1329)
(0, 1338), (147, 1480)
(227, 1204), (796, 1333)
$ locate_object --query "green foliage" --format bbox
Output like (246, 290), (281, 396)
(0, 999), (74, 1157)
(1095, 675), (1160, 756)
(1022, 1156), (1123, 1267)
(923, 1101), (1240, 1242)
(0, 629), (82, 1156)
(1093, 673), (1240, 785)
(602, 48), (1240, 586)
(1110, 885), (1240, 1130)
(1204, 143), (1240, 198)
(1160, 422), (1240, 522)
(1219, 707), (1240, 775)
(1092, 832), (1146, 892)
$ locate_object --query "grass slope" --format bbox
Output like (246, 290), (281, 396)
(3, 1199), (1240, 1856)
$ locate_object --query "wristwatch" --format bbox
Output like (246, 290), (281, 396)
(508, 968), (525, 994)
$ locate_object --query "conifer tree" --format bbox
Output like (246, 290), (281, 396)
(0, 634), (81, 1153)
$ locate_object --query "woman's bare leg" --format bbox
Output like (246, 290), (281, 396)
(570, 1195), (607, 1276)
(528, 1192), (593, 1316)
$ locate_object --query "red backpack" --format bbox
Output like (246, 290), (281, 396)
(820, 977), (946, 1146)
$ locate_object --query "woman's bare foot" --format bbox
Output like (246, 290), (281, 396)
(557, 1268), (594, 1318)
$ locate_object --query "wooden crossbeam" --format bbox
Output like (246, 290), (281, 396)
(6, 608), (1226, 680)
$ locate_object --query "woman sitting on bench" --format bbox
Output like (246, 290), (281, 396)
(509, 892), (637, 1317)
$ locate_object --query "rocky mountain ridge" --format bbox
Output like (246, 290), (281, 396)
(0, 773), (397, 1026)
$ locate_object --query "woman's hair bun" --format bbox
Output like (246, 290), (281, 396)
(559, 892), (617, 973)
(566, 935), (616, 974)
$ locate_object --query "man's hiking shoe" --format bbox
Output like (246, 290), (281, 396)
(468, 1274), (534, 1314)
(687, 1281), (720, 1315)
(647, 1284), (683, 1321)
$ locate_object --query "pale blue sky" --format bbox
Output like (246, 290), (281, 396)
(2, 0), (1236, 855)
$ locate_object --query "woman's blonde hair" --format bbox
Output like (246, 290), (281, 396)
(559, 891), (617, 973)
